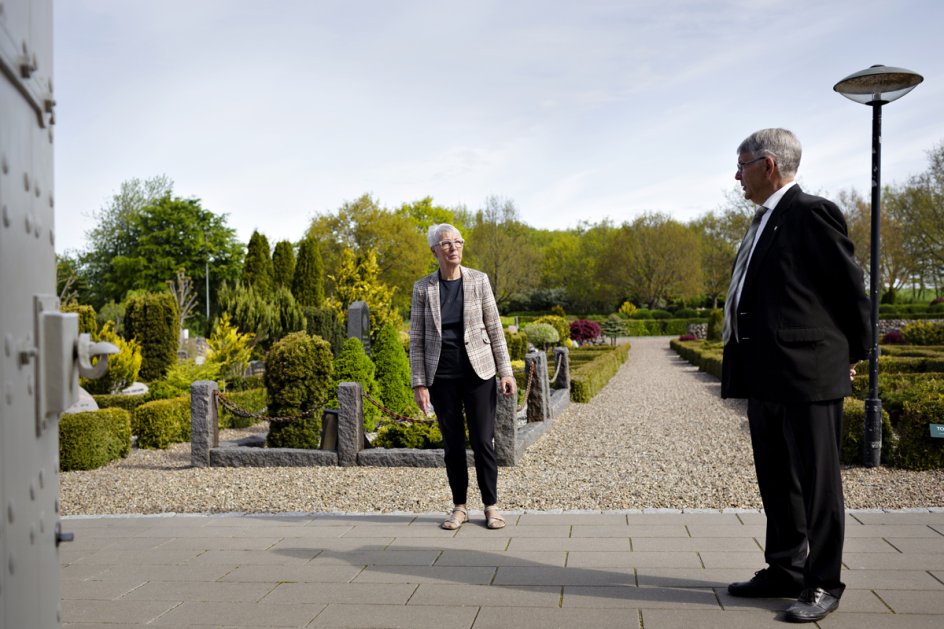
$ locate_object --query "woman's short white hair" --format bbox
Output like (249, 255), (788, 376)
(427, 223), (462, 248)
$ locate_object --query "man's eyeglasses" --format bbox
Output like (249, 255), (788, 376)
(436, 239), (464, 250)
(736, 156), (766, 172)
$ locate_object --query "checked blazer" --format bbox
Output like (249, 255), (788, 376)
(409, 266), (513, 388)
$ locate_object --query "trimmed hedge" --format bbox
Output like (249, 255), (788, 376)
(503, 330), (528, 361)
(134, 395), (191, 449)
(840, 397), (894, 465)
(372, 421), (444, 449)
(60, 408), (132, 471)
(896, 398), (944, 470)
(570, 343), (631, 403)
(93, 393), (149, 414)
(623, 318), (707, 337)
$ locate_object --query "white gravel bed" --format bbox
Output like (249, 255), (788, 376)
(60, 337), (944, 515)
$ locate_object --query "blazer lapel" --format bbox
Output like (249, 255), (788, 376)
(740, 185), (801, 298)
(426, 272), (442, 333)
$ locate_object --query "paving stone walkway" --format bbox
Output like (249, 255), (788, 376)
(60, 337), (944, 627)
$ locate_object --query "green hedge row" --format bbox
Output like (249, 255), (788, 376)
(622, 318), (705, 337)
(60, 408), (132, 471)
(93, 393), (149, 413)
(570, 343), (632, 403)
(672, 339), (944, 470)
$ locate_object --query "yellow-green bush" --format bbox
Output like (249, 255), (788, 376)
(134, 395), (191, 449)
(59, 408), (132, 471)
(93, 393), (148, 413)
(569, 343), (631, 402)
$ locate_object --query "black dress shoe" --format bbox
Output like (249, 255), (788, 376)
(784, 588), (840, 623)
(728, 569), (802, 598)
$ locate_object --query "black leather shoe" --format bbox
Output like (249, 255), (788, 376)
(727, 569), (802, 598)
(784, 588), (840, 623)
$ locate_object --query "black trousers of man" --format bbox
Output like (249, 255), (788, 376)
(747, 398), (846, 599)
(429, 375), (498, 506)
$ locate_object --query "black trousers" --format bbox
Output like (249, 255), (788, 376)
(428, 375), (498, 506)
(747, 398), (846, 598)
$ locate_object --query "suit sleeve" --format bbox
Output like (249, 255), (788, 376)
(806, 200), (871, 362)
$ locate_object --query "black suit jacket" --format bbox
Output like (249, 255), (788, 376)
(721, 185), (871, 402)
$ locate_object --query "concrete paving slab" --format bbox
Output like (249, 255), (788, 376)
(58, 511), (944, 628)
(309, 603), (478, 629)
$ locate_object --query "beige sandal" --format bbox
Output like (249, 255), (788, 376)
(484, 506), (506, 529)
(441, 506), (468, 530)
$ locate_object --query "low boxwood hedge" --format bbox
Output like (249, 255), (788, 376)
(134, 395), (191, 449)
(840, 397), (894, 465)
(569, 343), (631, 403)
(92, 393), (148, 413)
(372, 421), (444, 449)
(60, 408), (132, 471)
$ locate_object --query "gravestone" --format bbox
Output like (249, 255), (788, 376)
(348, 300), (371, 354)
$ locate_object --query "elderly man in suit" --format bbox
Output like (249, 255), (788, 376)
(721, 129), (870, 623)
(410, 223), (516, 531)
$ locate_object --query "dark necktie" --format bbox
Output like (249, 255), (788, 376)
(722, 206), (768, 344)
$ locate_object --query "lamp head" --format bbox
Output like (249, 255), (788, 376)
(834, 64), (923, 105)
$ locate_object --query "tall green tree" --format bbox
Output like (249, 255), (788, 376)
(894, 142), (944, 293)
(541, 221), (621, 312)
(78, 178), (243, 320)
(613, 213), (702, 308)
(242, 231), (274, 297)
(271, 240), (296, 289)
(292, 237), (325, 308)
(306, 194), (429, 312)
(464, 196), (541, 308)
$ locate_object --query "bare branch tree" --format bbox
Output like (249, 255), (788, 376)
(168, 269), (198, 330)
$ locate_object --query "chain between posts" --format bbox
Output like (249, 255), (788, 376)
(516, 361), (536, 413)
(361, 390), (438, 424)
(215, 390), (328, 425)
(548, 352), (564, 385)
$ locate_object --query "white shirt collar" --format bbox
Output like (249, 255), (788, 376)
(761, 180), (797, 212)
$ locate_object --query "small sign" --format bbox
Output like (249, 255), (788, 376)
(931, 424), (944, 439)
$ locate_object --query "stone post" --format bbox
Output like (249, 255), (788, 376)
(524, 349), (550, 423)
(552, 347), (570, 391)
(494, 377), (517, 466)
(337, 381), (365, 466)
(190, 380), (219, 468)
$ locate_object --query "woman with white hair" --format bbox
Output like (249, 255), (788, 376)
(409, 223), (516, 530)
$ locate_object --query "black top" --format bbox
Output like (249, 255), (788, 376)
(436, 274), (472, 379)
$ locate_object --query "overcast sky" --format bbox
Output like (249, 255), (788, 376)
(53, 0), (943, 255)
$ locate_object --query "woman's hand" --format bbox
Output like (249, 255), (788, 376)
(414, 385), (431, 415)
(499, 376), (516, 397)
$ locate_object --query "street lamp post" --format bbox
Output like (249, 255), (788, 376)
(834, 65), (923, 467)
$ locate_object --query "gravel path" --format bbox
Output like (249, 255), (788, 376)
(60, 337), (944, 515)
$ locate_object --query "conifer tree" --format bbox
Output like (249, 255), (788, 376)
(329, 337), (384, 431)
(272, 240), (296, 289)
(242, 231), (274, 297)
(371, 324), (417, 416)
(292, 237), (325, 308)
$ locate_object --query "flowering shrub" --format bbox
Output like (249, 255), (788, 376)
(570, 319), (602, 343)
(880, 330), (907, 345)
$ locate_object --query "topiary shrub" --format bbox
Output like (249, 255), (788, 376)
(59, 408), (132, 471)
(522, 322), (559, 350)
(600, 314), (625, 343)
(372, 421), (444, 449)
(124, 292), (179, 381)
(264, 331), (333, 448)
(706, 308), (723, 341)
(134, 395), (191, 449)
(533, 315), (569, 345)
(618, 301), (637, 318)
(840, 397), (894, 466)
(503, 329), (528, 361)
(329, 337), (383, 432)
(570, 319), (602, 344)
(372, 324), (418, 417)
